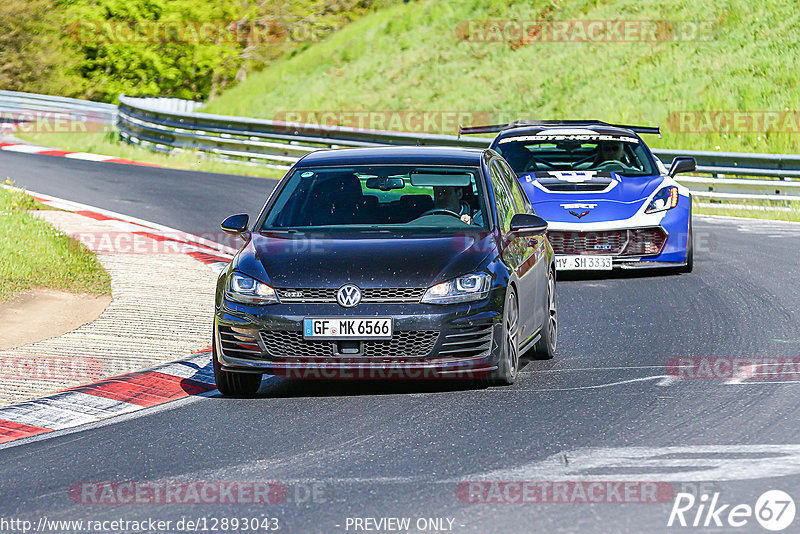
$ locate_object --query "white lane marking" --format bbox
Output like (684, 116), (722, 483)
(0, 399), (104, 430)
(464, 445), (800, 482)
(35, 391), (142, 417)
(656, 376), (677, 386)
(155, 354), (215, 383)
(209, 262), (229, 274)
(2, 144), (51, 153)
(64, 152), (115, 162)
(526, 375), (669, 392)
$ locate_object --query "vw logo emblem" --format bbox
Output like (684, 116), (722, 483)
(336, 284), (362, 308)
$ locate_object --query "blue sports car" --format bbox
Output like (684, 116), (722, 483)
(462, 120), (697, 272)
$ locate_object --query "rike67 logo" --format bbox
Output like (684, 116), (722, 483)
(668, 489), (796, 531)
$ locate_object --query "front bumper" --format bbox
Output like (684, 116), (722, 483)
(214, 297), (504, 379)
(547, 196), (692, 269)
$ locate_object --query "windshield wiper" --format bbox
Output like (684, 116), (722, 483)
(260, 228), (302, 234)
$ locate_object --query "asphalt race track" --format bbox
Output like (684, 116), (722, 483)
(2, 151), (800, 533)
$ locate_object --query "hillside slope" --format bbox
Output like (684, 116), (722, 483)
(202, 0), (800, 153)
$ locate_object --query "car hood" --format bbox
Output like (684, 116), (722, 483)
(519, 172), (665, 223)
(234, 231), (496, 288)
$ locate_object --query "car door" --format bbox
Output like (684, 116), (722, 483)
(489, 159), (533, 343)
(497, 158), (547, 343)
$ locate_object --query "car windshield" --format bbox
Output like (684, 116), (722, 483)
(495, 133), (658, 177)
(261, 165), (488, 232)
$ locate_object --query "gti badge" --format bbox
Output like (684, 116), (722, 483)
(337, 284), (362, 308)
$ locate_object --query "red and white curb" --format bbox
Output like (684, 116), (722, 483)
(0, 350), (215, 444)
(0, 141), (161, 167)
(9, 186), (238, 272)
(0, 189), (243, 445)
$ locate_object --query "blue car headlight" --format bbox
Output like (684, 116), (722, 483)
(421, 273), (491, 304)
(225, 272), (278, 305)
(645, 186), (679, 214)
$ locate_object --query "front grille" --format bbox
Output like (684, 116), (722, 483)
(548, 227), (667, 256)
(218, 325), (262, 359)
(623, 227), (669, 256)
(276, 287), (425, 304)
(438, 320), (494, 359)
(259, 330), (439, 360)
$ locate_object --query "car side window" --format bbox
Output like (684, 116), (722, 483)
(499, 160), (531, 213)
(490, 160), (515, 233)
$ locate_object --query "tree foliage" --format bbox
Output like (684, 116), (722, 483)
(0, 0), (392, 102)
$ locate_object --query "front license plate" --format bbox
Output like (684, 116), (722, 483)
(555, 255), (613, 271)
(303, 317), (393, 340)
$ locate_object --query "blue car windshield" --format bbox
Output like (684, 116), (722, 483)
(261, 165), (489, 231)
(495, 135), (658, 177)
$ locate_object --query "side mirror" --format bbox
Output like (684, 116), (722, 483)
(221, 213), (249, 235)
(669, 157), (696, 177)
(510, 213), (548, 235)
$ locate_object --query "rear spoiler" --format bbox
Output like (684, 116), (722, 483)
(459, 120), (661, 137)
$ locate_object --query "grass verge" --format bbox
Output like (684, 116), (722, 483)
(0, 185), (111, 302)
(693, 198), (800, 222)
(202, 0), (800, 155)
(12, 131), (285, 179)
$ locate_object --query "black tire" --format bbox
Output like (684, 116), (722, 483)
(532, 267), (557, 359)
(485, 286), (520, 386)
(679, 213), (694, 273)
(212, 332), (262, 397)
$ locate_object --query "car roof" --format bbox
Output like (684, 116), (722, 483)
(295, 146), (489, 168)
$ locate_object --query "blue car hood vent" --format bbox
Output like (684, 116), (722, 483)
(531, 171), (616, 192)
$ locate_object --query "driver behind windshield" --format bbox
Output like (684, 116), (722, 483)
(433, 186), (483, 225)
(595, 141), (626, 166)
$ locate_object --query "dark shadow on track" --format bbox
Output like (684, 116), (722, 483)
(556, 267), (685, 282)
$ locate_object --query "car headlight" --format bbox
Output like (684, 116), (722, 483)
(645, 186), (679, 213)
(421, 273), (491, 304)
(225, 272), (278, 305)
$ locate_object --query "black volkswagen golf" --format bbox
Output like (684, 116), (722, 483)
(213, 146), (557, 395)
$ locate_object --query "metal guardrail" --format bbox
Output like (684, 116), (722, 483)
(116, 96), (800, 200)
(3, 91), (800, 202)
(0, 90), (118, 126)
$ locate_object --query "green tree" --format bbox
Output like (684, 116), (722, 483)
(0, 0), (84, 95)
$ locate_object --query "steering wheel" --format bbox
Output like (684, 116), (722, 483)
(597, 159), (627, 169)
(417, 208), (462, 219)
(595, 160), (627, 170)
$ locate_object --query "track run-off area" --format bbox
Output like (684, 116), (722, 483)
(1, 150), (800, 533)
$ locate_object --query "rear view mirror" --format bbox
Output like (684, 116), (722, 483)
(510, 213), (548, 235)
(365, 176), (405, 191)
(221, 213), (249, 235)
(669, 157), (696, 176)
